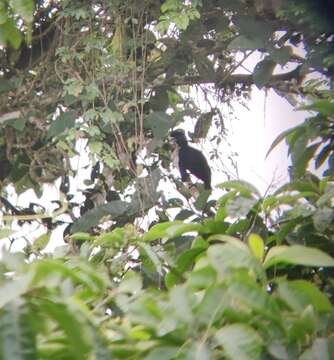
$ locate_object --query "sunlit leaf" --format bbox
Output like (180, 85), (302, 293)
(11, 0), (34, 22)
(278, 280), (332, 313)
(0, 273), (33, 308)
(0, 228), (16, 240)
(313, 207), (334, 232)
(0, 302), (38, 360)
(32, 232), (51, 252)
(264, 245), (334, 268)
(218, 180), (261, 197)
(227, 196), (257, 217)
(143, 221), (203, 242)
(248, 233), (264, 261)
(208, 243), (263, 279)
(300, 338), (334, 360)
(215, 324), (263, 360)
(170, 285), (193, 322)
(144, 347), (179, 360)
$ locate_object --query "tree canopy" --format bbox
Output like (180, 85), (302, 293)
(0, 0), (334, 359)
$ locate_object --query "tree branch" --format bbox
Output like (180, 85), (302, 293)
(168, 66), (302, 88)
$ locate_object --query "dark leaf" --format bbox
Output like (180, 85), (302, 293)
(270, 46), (293, 65)
(144, 112), (173, 140)
(315, 144), (332, 169)
(253, 58), (276, 89)
(194, 111), (214, 139)
(228, 35), (265, 50)
(293, 143), (321, 178)
(47, 111), (77, 139)
(266, 125), (303, 158)
(72, 200), (128, 232)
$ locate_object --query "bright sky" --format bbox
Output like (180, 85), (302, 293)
(227, 87), (306, 194)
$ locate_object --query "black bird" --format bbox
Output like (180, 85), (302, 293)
(170, 129), (211, 190)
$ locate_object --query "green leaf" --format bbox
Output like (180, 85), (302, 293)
(228, 35), (265, 50)
(174, 209), (194, 220)
(0, 19), (22, 49)
(144, 347), (179, 360)
(11, 0), (34, 23)
(47, 111), (76, 139)
(266, 125), (302, 158)
(39, 300), (91, 360)
(188, 266), (217, 289)
(315, 144), (332, 169)
(218, 180), (261, 197)
(227, 196), (257, 217)
(9, 118), (26, 131)
(166, 247), (207, 288)
(139, 243), (163, 275)
(274, 180), (320, 196)
(293, 143), (321, 178)
(215, 324), (263, 360)
(313, 207), (334, 232)
(194, 189), (211, 211)
(101, 108), (124, 124)
(208, 243), (262, 278)
(0, 273), (33, 308)
(300, 338), (334, 360)
(194, 111), (214, 139)
(143, 221), (203, 242)
(0, 228), (16, 240)
(235, 14), (272, 37)
(70, 232), (94, 242)
(0, 302), (38, 360)
(267, 342), (289, 360)
(264, 245), (334, 268)
(144, 112), (173, 140)
(186, 342), (211, 360)
(32, 232), (50, 252)
(226, 219), (251, 236)
(208, 234), (248, 249)
(248, 233), (264, 261)
(278, 280), (332, 313)
(143, 222), (178, 242)
(253, 58), (276, 89)
(194, 55), (215, 80)
(299, 100), (334, 117)
(0, 2), (7, 24)
(170, 285), (193, 322)
(71, 200), (128, 232)
(33, 259), (106, 295)
(195, 284), (226, 325)
(225, 272), (279, 317)
(0, 78), (20, 94)
(95, 227), (129, 248)
(118, 271), (142, 294)
(270, 46), (292, 65)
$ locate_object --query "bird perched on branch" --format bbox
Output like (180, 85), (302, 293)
(170, 129), (211, 190)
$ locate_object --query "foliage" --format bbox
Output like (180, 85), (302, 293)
(1, 183), (334, 358)
(0, 1), (334, 359)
